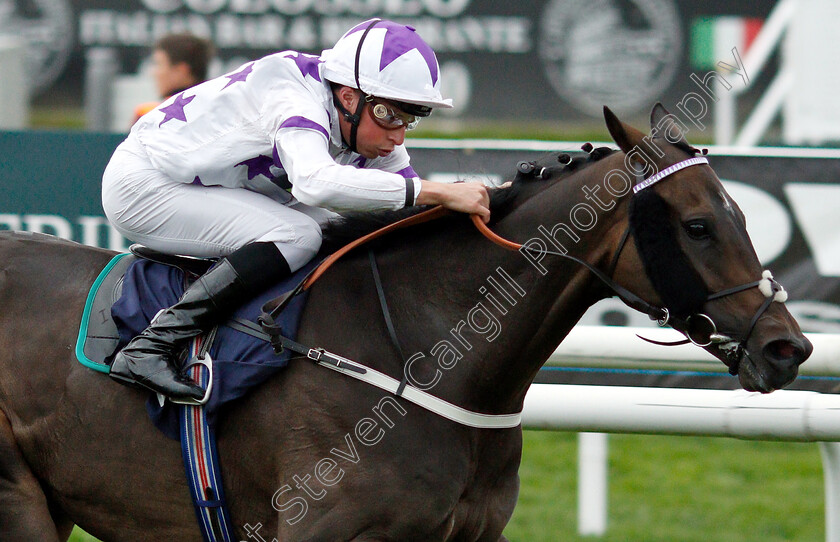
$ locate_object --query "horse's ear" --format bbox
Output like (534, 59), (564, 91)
(604, 105), (646, 155)
(650, 102), (670, 130)
(649, 102), (690, 148)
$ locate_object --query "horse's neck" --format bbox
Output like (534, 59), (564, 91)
(387, 156), (631, 414)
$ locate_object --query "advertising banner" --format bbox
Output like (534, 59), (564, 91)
(1, 130), (839, 334)
(4, 0), (778, 121)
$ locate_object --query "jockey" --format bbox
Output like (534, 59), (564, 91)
(101, 19), (490, 401)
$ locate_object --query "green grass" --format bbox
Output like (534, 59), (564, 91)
(504, 431), (823, 542)
(68, 431), (823, 541)
(29, 106), (87, 131)
(69, 529), (99, 541)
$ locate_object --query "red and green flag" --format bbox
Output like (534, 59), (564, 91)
(691, 16), (763, 70)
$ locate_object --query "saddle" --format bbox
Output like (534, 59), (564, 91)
(77, 245), (216, 373)
(76, 245), (314, 439)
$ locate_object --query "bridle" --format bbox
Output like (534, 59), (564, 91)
(473, 156), (789, 376)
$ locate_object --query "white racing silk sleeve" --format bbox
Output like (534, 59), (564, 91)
(276, 129), (421, 212)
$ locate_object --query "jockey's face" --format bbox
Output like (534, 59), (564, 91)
(336, 87), (408, 160)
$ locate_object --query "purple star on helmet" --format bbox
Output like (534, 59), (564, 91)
(158, 92), (195, 127)
(222, 62), (254, 90)
(284, 52), (322, 82)
(347, 20), (438, 85)
(235, 155), (275, 180)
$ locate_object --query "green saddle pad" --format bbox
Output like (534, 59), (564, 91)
(75, 252), (135, 373)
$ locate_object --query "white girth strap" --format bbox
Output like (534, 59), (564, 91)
(316, 358), (523, 429)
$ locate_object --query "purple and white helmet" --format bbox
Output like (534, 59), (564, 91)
(321, 19), (453, 115)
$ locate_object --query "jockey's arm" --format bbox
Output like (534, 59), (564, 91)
(277, 128), (490, 220)
(277, 129), (418, 212)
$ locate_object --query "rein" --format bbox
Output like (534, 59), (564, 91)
(471, 214), (668, 325)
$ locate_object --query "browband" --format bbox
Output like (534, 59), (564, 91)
(632, 157), (709, 194)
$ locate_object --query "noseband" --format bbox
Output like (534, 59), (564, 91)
(473, 156), (789, 376)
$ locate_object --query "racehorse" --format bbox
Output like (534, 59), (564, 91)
(0, 105), (811, 541)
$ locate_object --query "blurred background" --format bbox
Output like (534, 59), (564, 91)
(3, 0), (834, 145)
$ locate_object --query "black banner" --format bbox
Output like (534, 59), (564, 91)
(8, 0), (779, 121)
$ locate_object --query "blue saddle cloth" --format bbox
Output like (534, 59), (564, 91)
(110, 258), (315, 440)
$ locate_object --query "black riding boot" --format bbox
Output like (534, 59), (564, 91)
(110, 242), (292, 401)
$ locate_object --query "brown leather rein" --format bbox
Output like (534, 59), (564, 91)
(302, 206), (515, 290)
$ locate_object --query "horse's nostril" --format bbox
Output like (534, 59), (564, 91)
(763, 340), (806, 367)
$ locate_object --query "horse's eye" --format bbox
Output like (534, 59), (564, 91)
(684, 219), (712, 240)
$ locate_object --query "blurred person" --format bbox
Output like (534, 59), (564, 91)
(133, 33), (215, 123)
(102, 19), (491, 401)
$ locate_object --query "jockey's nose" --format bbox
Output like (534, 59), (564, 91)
(389, 127), (406, 146)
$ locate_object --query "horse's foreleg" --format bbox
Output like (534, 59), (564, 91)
(0, 410), (62, 542)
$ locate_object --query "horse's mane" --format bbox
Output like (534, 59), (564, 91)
(321, 147), (618, 251)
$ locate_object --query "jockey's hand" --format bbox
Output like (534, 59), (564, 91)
(417, 180), (491, 223)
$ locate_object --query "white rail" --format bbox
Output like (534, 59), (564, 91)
(548, 326), (840, 376)
(521, 328), (840, 540)
(523, 384), (840, 441)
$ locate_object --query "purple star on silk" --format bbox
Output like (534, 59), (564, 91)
(235, 155), (274, 180)
(158, 92), (195, 127)
(347, 21), (438, 85)
(284, 52), (322, 82)
(352, 155), (367, 168)
(222, 62), (254, 90)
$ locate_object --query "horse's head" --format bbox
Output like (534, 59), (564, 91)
(605, 104), (812, 392)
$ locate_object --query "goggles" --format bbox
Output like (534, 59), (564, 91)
(366, 97), (419, 130)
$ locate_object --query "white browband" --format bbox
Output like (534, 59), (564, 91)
(633, 156), (709, 194)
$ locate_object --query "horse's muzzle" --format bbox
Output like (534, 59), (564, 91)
(739, 335), (813, 392)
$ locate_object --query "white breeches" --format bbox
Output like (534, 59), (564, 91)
(102, 138), (336, 272)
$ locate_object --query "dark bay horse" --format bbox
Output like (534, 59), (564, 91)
(0, 105), (811, 541)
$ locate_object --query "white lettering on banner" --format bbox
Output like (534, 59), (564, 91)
(0, 214), (131, 252)
(784, 183), (840, 277)
(78, 11), (531, 53)
(139, 0), (468, 16)
(140, 0), (182, 13)
(80, 11), (214, 46)
(0, 214), (23, 231)
(229, 0), (271, 14)
(78, 216), (133, 252)
(21, 215), (73, 240)
(410, 17), (531, 53)
(185, 0), (228, 14)
(214, 14), (295, 49)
